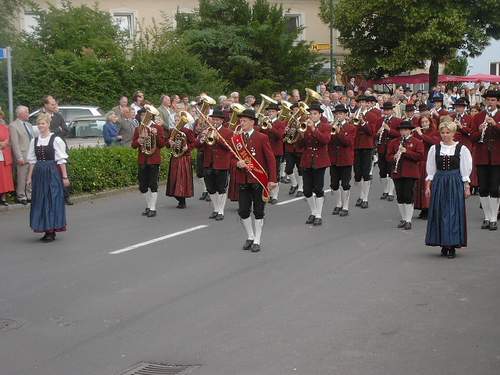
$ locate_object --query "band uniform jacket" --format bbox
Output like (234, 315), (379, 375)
(196, 125), (233, 170)
(354, 108), (378, 149)
(260, 119), (286, 156)
(452, 113), (474, 151)
(284, 122), (305, 154)
(432, 107), (449, 122)
(298, 118), (332, 169)
(328, 120), (356, 166)
(131, 123), (165, 165)
(376, 116), (402, 154)
(9, 119), (33, 161)
(386, 136), (424, 179)
(470, 110), (500, 165)
(233, 130), (277, 185)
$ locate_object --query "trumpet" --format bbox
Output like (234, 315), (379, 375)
(352, 108), (366, 126)
(205, 127), (218, 146)
(331, 119), (342, 136)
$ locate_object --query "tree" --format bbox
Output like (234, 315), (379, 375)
(319, 0), (500, 89)
(443, 54), (469, 76)
(0, 0), (31, 46)
(177, 0), (325, 95)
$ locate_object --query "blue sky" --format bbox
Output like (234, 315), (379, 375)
(468, 39), (500, 74)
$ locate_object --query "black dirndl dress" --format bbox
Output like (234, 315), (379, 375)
(425, 143), (466, 248)
(30, 135), (67, 233)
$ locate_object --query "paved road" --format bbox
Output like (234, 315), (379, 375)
(0, 178), (499, 375)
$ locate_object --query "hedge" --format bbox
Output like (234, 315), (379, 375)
(67, 146), (175, 194)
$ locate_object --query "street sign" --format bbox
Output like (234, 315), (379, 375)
(311, 43), (331, 52)
(0, 48), (7, 60)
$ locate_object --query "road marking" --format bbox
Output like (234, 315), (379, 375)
(276, 189), (332, 206)
(109, 225), (209, 255)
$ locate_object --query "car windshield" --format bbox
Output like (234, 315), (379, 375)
(70, 119), (105, 138)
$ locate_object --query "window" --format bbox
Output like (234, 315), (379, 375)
(23, 12), (38, 34)
(113, 12), (135, 38)
(490, 62), (500, 76)
(63, 108), (93, 122)
(285, 14), (304, 40)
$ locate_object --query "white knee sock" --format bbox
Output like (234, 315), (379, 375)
(254, 219), (264, 245)
(241, 217), (255, 240)
(341, 189), (350, 210)
(388, 178), (395, 196)
(364, 180), (371, 201)
(381, 177), (388, 194)
(405, 204), (414, 222)
(280, 162), (286, 178)
(297, 175), (303, 191)
(210, 193), (218, 212)
(218, 193), (227, 215)
(333, 189), (342, 208)
(150, 192), (158, 211)
(397, 203), (405, 221)
(316, 196), (324, 218)
(306, 196), (316, 215)
(288, 173), (297, 186)
(480, 196), (491, 221)
(490, 197), (499, 223)
(144, 191), (152, 209)
(199, 178), (207, 192)
(360, 181), (368, 201)
(271, 184), (279, 199)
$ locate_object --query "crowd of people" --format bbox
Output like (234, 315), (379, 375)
(0, 82), (498, 256)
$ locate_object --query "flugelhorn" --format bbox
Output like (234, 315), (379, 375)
(170, 110), (194, 157)
(229, 103), (246, 130)
(138, 104), (160, 156)
(278, 100), (293, 122)
(256, 94), (277, 129)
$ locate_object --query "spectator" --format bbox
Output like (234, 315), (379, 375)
(131, 91), (145, 115)
(0, 111), (14, 206)
(244, 95), (256, 108)
(290, 89), (301, 103)
(42, 95), (68, 139)
(9, 105), (34, 204)
(158, 95), (176, 131)
(112, 96), (129, 119)
(181, 95), (190, 107)
(230, 91), (240, 104)
(117, 107), (137, 147)
(102, 111), (122, 146)
(346, 77), (358, 93)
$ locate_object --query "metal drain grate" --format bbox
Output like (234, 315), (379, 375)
(0, 319), (23, 332)
(120, 362), (199, 375)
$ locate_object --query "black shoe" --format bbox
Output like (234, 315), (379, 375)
(397, 220), (406, 228)
(355, 198), (362, 207)
(305, 214), (315, 224)
(404, 222), (412, 230)
(289, 185), (298, 195)
(481, 220), (490, 229)
(16, 199), (28, 205)
(313, 217), (322, 226)
(489, 221), (498, 231)
(0, 200), (8, 206)
(209, 211), (218, 219)
(215, 213), (224, 221)
(441, 247), (448, 257)
(65, 198), (74, 206)
(251, 243), (261, 252)
(360, 201), (368, 209)
(176, 203), (186, 209)
(147, 210), (157, 217)
(199, 192), (208, 200)
(280, 176), (291, 184)
(332, 207), (341, 215)
(295, 190), (304, 197)
(40, 233), (49, 241)
(387, 195), (395, 202)
(380, 193), (388, 200)
(418, 209), (428, 220)
(447, 248), (456, 259)
(270, 198), (278, 205)
(41, 232), (55, 242)
(339, 209), (349, 217)
(205, 194), (211, 202)
(141, 208), (150, 216)
(242, 239), (254, 250)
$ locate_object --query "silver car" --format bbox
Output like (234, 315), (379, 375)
(29, 105), (104, 126)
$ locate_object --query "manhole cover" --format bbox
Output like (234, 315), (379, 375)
(0, 319), (23, 332)
(120, 362), (199, 375)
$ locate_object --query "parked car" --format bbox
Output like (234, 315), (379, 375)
(29, 105), (104, 126)
(66, 116), (106, 148)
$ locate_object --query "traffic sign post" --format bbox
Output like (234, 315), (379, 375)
(0, 47), (14, 122)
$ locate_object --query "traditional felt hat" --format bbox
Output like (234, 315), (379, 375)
(418, 104), (429, 112)
(366, 95), (377, 102)
(267, 103), (280, 111)
(237, 108), (257, 120)
(308, 102), (324, 113)
(397, 120), (414, 130)
(381, 101), (395, 110)
(210, 108), (226, 119)
(431, 94), (444, 103)
(405, 104), (416, 112)
(356, 95), (368, 102)
(483, 90), (500, 99)
(333, 104), (348, 113)
(453, 98), (468, 107)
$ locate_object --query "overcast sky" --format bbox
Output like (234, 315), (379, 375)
(468, 39), (500, 74)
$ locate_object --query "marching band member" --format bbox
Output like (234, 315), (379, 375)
(412, 115), (440, 219)
(471, 90), (500, 231)
(353, 95), (377, 209)
(234, 109), (277, 252)
(298, 102), (331, 226)
(259, 102), (286, 204)
(329, 104), (356, 217)
(376, 102), (401, 201)
(284, 103), (304, 197)
(193, 116), (211, 202)
(430, 94), (448, 122)
(425, 120), (472, 258)
(196, 108), (233, 220)
(404, 104), (420, 128)
(451, 99), (474, 151)
(132, 107), (165, 217)
(387, 120), (424, 230)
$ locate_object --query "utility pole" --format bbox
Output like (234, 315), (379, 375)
(0, 46), (14, 122)
(329, 0), (335, 90)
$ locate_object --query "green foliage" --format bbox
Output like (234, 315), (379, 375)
(178, 0), (324, 95)
(444, 55), (469, 76)
(319, 0), (500, 86)
(0, 0), (31, 45)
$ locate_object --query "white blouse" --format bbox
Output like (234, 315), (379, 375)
(27, 133), (68, 165)
(426, 142), (472, 182)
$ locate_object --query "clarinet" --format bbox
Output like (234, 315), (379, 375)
(377, 116), (388, 145)
(479, 106), (493, 144)
(393, 136), (406, 173)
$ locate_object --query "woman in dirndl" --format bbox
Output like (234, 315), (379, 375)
(27, 113), (69, 242)
(425, 120), (472, 258)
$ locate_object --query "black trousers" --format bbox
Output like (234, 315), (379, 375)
(238, 183), (266, 219)
(394, 177), (416, 204)
(354, 149), (373, 182)
(330, 165), (352, 191)
(303, 167), (326, 198)
(477, 165), (500, 198)
(275, 155), (282, 180)
(138, 164), (160, 193)
(195, 151), (205, 178)
(284, 152), (303, 176)
(204, 168), (229, 194)
(377, 151), (391, 178)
